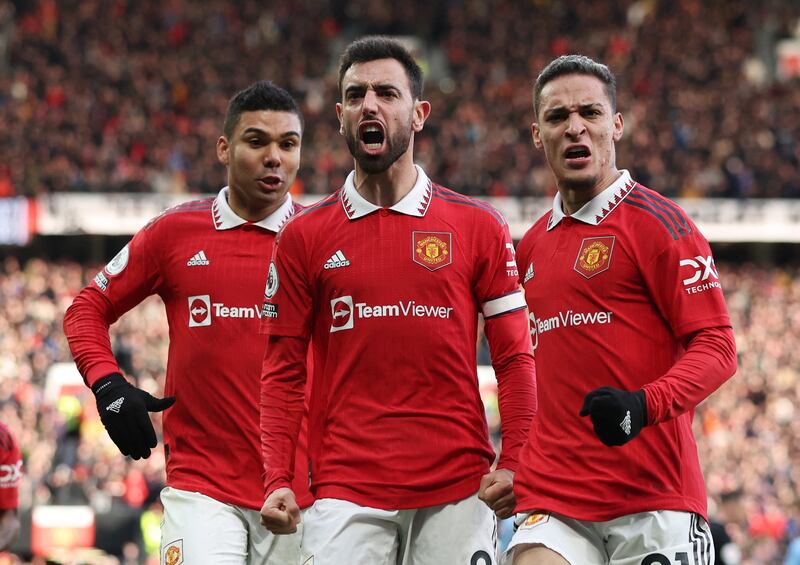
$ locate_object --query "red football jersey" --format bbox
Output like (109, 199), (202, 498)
(63, 189), (313, 510)
(260, 166), (535, 510)
(514, 171), (733, 521)
(0, 423), (21, 510)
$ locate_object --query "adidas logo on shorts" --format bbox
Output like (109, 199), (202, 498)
(324, 250), (350, 269)
(187, 250), (210, 267)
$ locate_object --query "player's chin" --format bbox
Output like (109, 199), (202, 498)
(561, 171), (599, 192)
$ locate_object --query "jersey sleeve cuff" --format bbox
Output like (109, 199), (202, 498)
(263, 477), (293, 497)
(496, 457), (518, 473)
(85, 362), (124, 388)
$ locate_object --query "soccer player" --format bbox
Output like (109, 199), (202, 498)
(63, 81), (311, 565)
(506, 55), (738, 565)
(0, 422), (21, 552)
(258, 36), (536, 564)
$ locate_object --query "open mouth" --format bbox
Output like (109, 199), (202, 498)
(564, 146), (591, 159)
(258, 175), (282, 189)
(359, 122), (385, 151)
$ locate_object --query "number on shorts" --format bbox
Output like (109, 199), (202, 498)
(471, 550), (492, 565)
(641, 552), (690, 565)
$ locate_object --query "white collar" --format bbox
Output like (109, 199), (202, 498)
(341, 165), (433, 220)
(547, 170), (636, 231)
(212, 187), (295, 232)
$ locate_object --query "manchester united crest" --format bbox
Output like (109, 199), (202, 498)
(413, 231), (452, 271)
(574, 236), (615, 279)
(163, 539), (183, 565)
(520, 512), (550, 529)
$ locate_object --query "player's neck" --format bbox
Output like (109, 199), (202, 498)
(353, 152), (418, 208)
(559, 169), (622, 215)
(227, 191), (286, 223)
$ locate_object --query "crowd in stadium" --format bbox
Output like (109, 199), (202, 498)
(1, 0), (799, 199)
(0, 256), (797, 562)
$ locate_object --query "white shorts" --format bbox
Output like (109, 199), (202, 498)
(302, 493), (497, 565)
(503, 510), (714, 565)
(160, 487), (304, 565)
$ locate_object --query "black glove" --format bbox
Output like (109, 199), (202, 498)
(579, 387), (647, 446)
(92, 373), (176, 459)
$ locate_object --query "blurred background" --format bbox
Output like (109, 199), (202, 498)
(1, 0), (799, 563)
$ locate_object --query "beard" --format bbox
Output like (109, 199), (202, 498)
(344, 117), (413, 175)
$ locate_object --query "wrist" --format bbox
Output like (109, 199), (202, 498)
(634, 389), (647, 425)
(91, 372), (125, 396)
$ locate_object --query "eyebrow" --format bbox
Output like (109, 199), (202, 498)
(242, 127), (301, 138)
(545, 103), (604, 113)
(344, 82), (401, 95)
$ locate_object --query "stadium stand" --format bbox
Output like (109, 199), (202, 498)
(0, 0), (798, 197)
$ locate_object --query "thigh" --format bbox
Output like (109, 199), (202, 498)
(242, 506), (303, 565)
(503, 512), (605, 565)
(160, 487), (248, 565)
(302, 498), (400, 565)
(603, 511), (714, 565)
(405, 493), (497, 565)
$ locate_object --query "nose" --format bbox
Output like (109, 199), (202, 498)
(565, 112), (586, 138)
(263, 143), (281, 167)
(362, 89), (379, 116)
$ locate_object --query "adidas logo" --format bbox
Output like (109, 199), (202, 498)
(106, 397), (125, 413)
(187, 250), (210, 267)
(523, 263), (535, 283)
(324, 250), (350, 270)
(620, 410), (632, 436)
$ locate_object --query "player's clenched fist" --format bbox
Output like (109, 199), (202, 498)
(478, 468), (516, 519)
(261, 487), (301, 534)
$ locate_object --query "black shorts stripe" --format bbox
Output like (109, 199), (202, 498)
(689, 514), (712, 565)
(695, 516), (714, 565)
(689, 514), (701, 565)
(630, 189), (692, 237)
(622, 199), (679, 240)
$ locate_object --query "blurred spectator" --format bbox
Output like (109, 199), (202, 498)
(0, 255), (168, 560)
(1, 208), (800, 559)
(0, 421), (21, 552)
(1, 0), (798, 198)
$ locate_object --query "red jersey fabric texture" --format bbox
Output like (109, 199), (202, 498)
(63, 189), (313, 510)
(514, 170), (735, 522)
(0, 423), (21, 510)
(260, 166), (536, 510)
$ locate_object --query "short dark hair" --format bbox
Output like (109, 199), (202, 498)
(338, 36), (424, 100)
(223, 81), (303, 138)
(533, 55), (617, 117)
